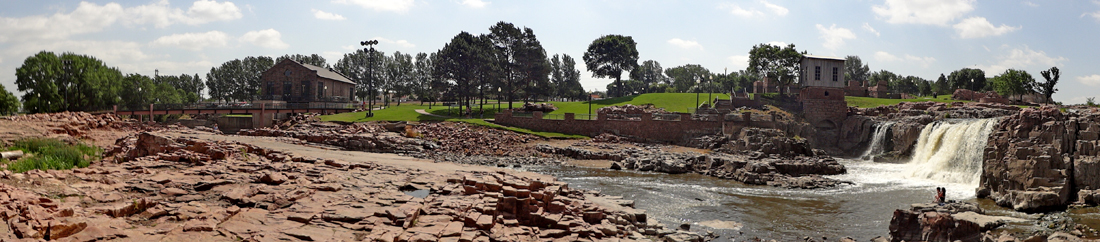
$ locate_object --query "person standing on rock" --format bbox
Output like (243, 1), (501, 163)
(934, 187), (946, 205)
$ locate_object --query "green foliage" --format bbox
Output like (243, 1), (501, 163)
(1039, 67), (1060, 104)
(990, 69), (1037, 99)
(947, 68), (987, 92)
(277, 54), (328, 68)
(844, 55), (870, 85)
(550, 54), (585, 101)
(629, 60), (668, 93)
(205, 56), (274, 102)
(15, 51), (124, 113)
(6, 138), (99, 173)
(0, 83), (20, 115)
(932, 74), (949, 96)
(435, 32), (496, 114)
(665, 64), (711, 93)
(583, 35), (639, 98)
(747, 43), (802, 94)
(1087, 97), (1097, 107)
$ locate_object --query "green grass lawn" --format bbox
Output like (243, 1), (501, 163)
(845, 94), (964, 108)
(318, 103), (586, 139)
(546, 93), (730, 115)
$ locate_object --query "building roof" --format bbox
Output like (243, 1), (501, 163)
(288, 59), (356, 85)
(801, 55), (846, 61)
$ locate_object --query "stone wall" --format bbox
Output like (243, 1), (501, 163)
(494, 111), (777, 143)
(979, 107), (1100, 211)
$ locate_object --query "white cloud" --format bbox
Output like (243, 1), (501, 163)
(371, 37), (416, 48)
(719, 3), (764, 18)
(862, 23), (881, 37)
(322, 51), (346, 63)
(872, 0), (974, 26)
(816, 24), (856, 50)
(341, 45), (359, 51)
(1085, 11), (1100, 21)
(728, 55), (749, 69)
(240, 29), (289, 49)
(183, 0), (243, 24)
(953, 17), (1019, 38)
(976, 45), (1066, 75)
(1023, 1), (1038, 7)
(2, 40), (148, 65)
(904, 54), (937, 68)
(461, 0), (490, 8)
(874, 51), (901, 62)
(1077, 75), (1100, 87)
(151, 31), (230, 51)
(760, 0), (789, 16)
(667, 38), (703, 50)
(334, 0), (415, 13)
(875, 51), (935, 67)
(312, 9), (346, 20)
(766, 41), (788, 47)
(0, 0), (241, 43)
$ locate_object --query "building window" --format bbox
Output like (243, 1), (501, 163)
(265, 82), (274, 96)
(317, 82), (325, 98)
(283, 81), (292, 97)
(832, 67), (838, 82)
(814, 66), (821, 80)
(302, 81), (311, 98)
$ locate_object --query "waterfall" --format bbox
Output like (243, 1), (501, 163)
(906, 118), (999, 185)
(860, 121), (895, 161)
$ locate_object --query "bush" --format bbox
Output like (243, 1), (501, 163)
(5, 138), (99, 173)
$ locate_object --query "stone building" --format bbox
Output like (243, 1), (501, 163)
(259, 59), (356, 103)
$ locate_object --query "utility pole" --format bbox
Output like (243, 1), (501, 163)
(361, 40), (379, 117)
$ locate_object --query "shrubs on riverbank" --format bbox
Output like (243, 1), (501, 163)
(4, 138), (99, 172)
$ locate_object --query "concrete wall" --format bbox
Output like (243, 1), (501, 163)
(216, 116), (253, 134)
(494, 110), (779, 143)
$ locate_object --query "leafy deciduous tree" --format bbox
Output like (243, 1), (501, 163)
(844, 55), (870, 86)
(1039, 67), (1060, 104)
(746, 43), (803, 95)
(583, 35), (638, 98)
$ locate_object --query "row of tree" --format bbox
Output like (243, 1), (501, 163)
(844, 53), (1060, 102)
(11, 51), (204, 114)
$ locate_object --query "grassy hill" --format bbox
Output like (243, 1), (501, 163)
(844, 94), (963, 108)
(546, 93), (730, 114)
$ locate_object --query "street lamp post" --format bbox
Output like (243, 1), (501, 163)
(361, 40), (379, 117)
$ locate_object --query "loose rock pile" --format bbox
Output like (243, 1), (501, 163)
(598, 104), (672, 120)
(238, 122), (438, 154)
(518, 102), (558, 112)
(414, 122), (540, 157)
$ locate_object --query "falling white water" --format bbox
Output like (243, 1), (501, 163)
(860, 121), (895, 160)
(906, 118), (999, 186)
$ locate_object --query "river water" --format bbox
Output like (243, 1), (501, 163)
(520, 118), (1019, 241)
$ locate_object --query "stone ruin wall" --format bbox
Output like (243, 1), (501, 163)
(493, 110), (779, 143)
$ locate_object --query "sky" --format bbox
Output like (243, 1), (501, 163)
(1, 0), (1099, 104)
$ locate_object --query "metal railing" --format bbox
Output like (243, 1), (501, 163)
(108, 101), (357, 112)
(575, 114), (595, 120)
(543, 113), (565, 120)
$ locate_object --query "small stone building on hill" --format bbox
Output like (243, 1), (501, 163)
(260, 59), (356, 103)
(799, 55), (845, 88)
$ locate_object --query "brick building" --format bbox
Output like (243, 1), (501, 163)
(259, 59), (356, 103)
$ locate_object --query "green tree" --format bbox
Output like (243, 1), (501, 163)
(932, 74), (949, 96)
(277, 54), (328, 68)
(1039, 67), (1060, 104)
(868, 70), (898, 91)
(550, 54), (585, 101)
(990, 69), (1037, 100)
(515, 28), (551, 103)
(747, 43), (803, 95)
(583, 35), (638, 98)
(918, 79), (932, 97)
(412, 52), (435, 105)
(947, 68), (987, 92)
(382, 51), (414, 106)
(205, 56), (274, 102)
(844, 55), (870, 86)
(629, 60), (668, 93)
(665, 64), (711, 93)
(0, 83), (20, 115)
(435, 32), (494, 115)
(15, 51), (123, 113)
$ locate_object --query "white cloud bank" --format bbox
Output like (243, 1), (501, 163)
(816, 24), (856, 50)
(240, 29), (289, 49)
(334, 0), (415, 13)
(312, 9), (346, 20)
(872, 0), (974, 26)
(668, 38), (703, 50)
(953, 17), (1019, 38)
(152, 31), (230, 51)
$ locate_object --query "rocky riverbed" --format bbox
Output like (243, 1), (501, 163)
(0, 112), (713, 241)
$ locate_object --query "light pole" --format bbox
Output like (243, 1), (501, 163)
(588, 89), (593, 120)
(695, 76), (700, 113)
(360, 40), (379, 117)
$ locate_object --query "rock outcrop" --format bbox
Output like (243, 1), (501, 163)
(536, 144), (848, 189)
(979, 106), (1100, 211)
(0, 128), (700, 241)
(888, 202), (1022, 242)
(238, 122), (440, 154)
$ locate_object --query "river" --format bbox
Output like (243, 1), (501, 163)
(519, 118), (1032, 241)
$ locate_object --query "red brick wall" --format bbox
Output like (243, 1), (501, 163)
(494, 110), (774, 143)
(799, 87), (845, 101)
(802, 99), (848, 129)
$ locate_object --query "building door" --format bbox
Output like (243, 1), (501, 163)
(302, 81), (311, 101)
